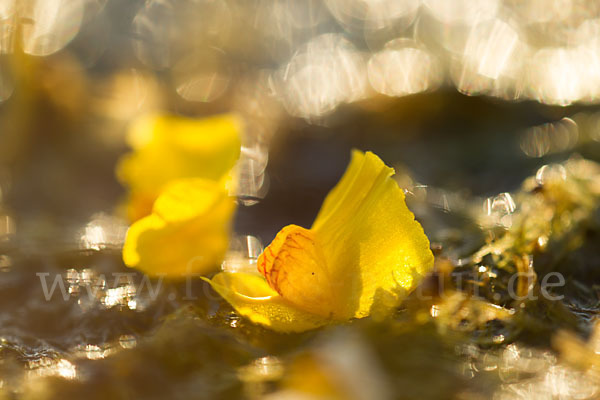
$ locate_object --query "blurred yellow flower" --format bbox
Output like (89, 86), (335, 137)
(117, 113), (241, 221)
(119, 113), (241, 277)
(206, 151), (434, 332)
(122, 177), (236, 277)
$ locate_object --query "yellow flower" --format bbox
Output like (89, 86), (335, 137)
(119, 113), (242, 277)
(122, 177), (236, 277)
(206, 150), (434, 332)
(117, 113), (241, 222)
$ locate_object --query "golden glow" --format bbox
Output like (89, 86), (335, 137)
(20, 0), (86, 56)
(423, 0), (499, 25)
(520, 117), (578, 158)
(27, 358), (77, 380)
(279, 34), (367, 118)
(527, 48), (584, 106)
(368, 40), (441, 97)
(79, 213), (128, 251)
(325, 0), (420, 33)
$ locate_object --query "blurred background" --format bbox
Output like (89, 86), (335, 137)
(1, 0), (600, 243)
(1, 1), (600, 399)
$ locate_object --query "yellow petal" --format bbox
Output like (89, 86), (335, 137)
(205, 272), (330, 333)
(257, 150), (434, 325)
(313, 150), (434, 317)
(117, 113), (241, 221)
(122, 178), (236, 277)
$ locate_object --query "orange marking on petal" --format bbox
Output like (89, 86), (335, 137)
(256, 225), (345, 319)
